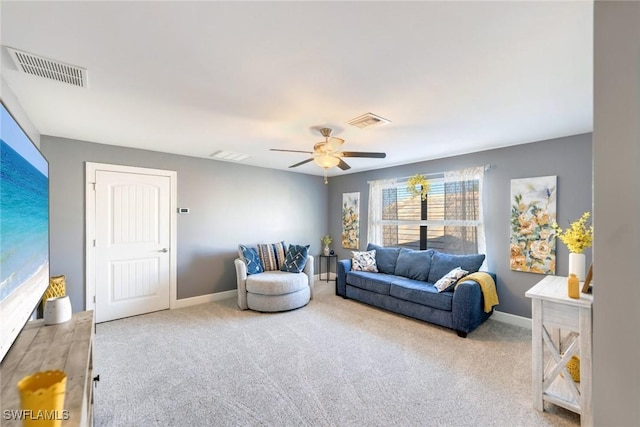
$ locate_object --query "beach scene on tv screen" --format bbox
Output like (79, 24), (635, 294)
(0, 106), (49, 302)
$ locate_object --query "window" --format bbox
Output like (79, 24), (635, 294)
(368, 167), (485, 255)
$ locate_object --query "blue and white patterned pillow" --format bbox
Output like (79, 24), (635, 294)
(281, 244), (309, 273)
(351, 250), (378, 272)
(258, 241), (287, 271)
(434, 267), (469, 292)
(238, 244), (264, 275)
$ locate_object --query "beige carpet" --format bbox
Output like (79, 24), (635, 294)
(94, 281), (580, 426)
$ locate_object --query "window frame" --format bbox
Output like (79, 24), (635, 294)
(368, 167), (486, 256)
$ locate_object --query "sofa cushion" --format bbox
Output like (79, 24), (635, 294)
(246, 270), (308, 295)
(281, 244), (309, 273)
(394, 248), (434, 281)
(351, 250), (379, 272)
(389, 277), (453, 311)
(238, 245), (264, 275)
(346, 271), (392, 295)
(366, 243), (401, 275)
(258, 241), (287, 271)
(434, 267), (469, 292)
(427, 252), (486, 283)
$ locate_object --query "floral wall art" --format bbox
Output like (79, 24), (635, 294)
(342, 192), (360, 249)
(510, 176), (557, 274)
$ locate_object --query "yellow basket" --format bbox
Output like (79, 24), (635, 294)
(566, 355), (581, 383)
(42, 275), (66, 306)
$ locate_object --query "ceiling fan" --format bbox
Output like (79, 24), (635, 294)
(270, 128), (386, 183)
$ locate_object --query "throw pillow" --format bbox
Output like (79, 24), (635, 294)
(393, 248), (435, 281)
(427, 252), (486, 283)
(238, 244), (264, 275)
(281, 244), (310, 273)
(434, 267), (469, 292)
(366, 243), (401, 275)
(351, 250), (378, 272)
(257, 241), (287, 271)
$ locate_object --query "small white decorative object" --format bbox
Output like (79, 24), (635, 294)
(320, 235), (332, 256)
(568, 252), (586, 281)
(43, 296), (72, 325)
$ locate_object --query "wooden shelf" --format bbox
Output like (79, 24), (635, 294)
(527, 276), (592, 426)
(0, 311), (94, 426)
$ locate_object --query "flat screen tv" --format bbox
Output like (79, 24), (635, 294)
(0, 101), (49, 363)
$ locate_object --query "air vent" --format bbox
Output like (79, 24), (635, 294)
(347, 112), (390, 129)
(209, 150), (251, 162)
(7, 47), (88, 88)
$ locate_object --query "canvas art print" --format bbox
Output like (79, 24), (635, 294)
(0, 102), (50, 362)
(342, 192), (360, 249)
(510, 176), (557, 274)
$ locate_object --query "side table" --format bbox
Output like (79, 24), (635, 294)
(525, 275), (593, 426)
(318, 254), (337, 284)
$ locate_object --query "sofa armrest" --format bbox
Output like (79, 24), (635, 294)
(451, 272), (496, 335)
(234, 258), (249, 310)
(337, 259), (352, 297)
(304, 255), (315, 299)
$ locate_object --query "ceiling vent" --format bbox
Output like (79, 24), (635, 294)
(209, 150), (251, 162)
(7, 47), (88, 88)
(347, 112), (390, 129)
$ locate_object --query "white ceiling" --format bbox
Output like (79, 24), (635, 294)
(1, 1), (593, 177)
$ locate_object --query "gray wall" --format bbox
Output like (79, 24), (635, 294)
(593, 1), (640, 424)
(40, 136), (328, 312)
(328, 134), (592, 318)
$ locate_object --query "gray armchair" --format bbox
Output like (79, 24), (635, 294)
(235, 255), (314, 312)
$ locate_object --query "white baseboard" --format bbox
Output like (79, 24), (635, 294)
(174, 289), (237, 309)
(492, 310), (532, 329)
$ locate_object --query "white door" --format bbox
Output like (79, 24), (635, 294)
(94, 170), (171, 322)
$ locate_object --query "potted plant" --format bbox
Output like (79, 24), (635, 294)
(320, 235), (332, 256)
(552, 211), (593, 280)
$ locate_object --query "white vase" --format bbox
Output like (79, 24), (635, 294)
(43, 296), (73, 325)
(323, 246), (330, 256)
(568, 253), (586, 281)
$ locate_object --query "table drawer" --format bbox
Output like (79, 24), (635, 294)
(542, 300), (579, 330)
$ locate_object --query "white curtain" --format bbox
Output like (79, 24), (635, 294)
(444, 166), (486, 259)
(367, 178), (397, 245)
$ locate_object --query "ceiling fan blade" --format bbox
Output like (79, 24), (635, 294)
(289, 158), (314, 168)
(337, 158), (351, 170)
(340, 151), (387, 158)
(270, 148), (314, 154)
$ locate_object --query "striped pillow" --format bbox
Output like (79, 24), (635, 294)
(257, 241), (287, 271)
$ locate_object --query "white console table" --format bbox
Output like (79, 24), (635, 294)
(526, 275), (592, 426)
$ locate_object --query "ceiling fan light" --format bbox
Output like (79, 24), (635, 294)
(328, 137), (344, 151)
(314, 154), (340, 168)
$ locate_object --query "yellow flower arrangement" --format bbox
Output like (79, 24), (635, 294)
(552, 212), (593, 254)
(320, 235), (332, 246)
(406, 174), (430, 201)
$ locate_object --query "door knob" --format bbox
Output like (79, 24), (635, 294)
(159, 248), (168, 253)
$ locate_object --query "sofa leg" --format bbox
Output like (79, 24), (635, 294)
(456, 330), (468, 338)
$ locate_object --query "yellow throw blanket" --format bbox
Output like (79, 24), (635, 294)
(455, 272), (499, 313)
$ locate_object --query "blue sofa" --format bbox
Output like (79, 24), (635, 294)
(336, 244), (496, 337)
